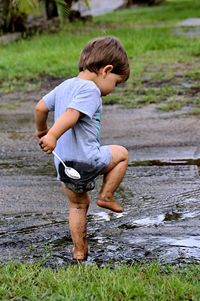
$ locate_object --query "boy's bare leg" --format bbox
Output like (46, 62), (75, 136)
(62, 184), (90, 260)
(96, 145), (128, 213)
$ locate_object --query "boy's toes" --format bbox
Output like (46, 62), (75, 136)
(96, 198), (123, 213)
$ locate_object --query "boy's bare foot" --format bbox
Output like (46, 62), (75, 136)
(72, 246), (88, 261)
(96, 198), (123, 213)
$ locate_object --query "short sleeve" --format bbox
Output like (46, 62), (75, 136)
(43, 88), (56, 111)
(68, 86), (101, 119)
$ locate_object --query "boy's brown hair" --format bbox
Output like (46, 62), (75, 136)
(78, 36), (130, 82)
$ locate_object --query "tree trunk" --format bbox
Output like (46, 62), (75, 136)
(0, 0), (10, 33)
(45, 0), (58, 19)
(45, 0), (73, 20)
(0, 1), (3, 33)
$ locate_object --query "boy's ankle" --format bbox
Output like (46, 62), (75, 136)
(72, 245), (88, 260)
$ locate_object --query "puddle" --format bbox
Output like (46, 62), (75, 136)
(128, 210), (198, 227)
(171, 237), (200, 248)
(174, 27), (200, 38)
(134, 214), (164, 226)
(175, 18), (200, 37)
(89, 211), (126, 222)
(129, 158), (200, 167)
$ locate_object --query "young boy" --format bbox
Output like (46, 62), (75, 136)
(35, 36), (130, 260)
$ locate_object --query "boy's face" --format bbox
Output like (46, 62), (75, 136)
(95, 66), (123, 96)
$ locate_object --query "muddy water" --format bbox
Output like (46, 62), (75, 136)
(0, 94), (200, 266)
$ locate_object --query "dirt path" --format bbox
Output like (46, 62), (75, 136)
(73, 0), (125, 16)
(0, 87), (200, 265)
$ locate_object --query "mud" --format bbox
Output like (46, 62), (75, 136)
(0, 86), (200, 267)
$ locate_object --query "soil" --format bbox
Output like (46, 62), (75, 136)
(0, 81), (200, 266)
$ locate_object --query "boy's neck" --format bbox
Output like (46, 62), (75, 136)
(77, 70), (98, 82)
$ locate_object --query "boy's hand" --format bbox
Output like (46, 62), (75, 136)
(39, 133), (57, 154)
(35, 128), (49, 142)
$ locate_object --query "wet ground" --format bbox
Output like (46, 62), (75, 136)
(0, 87), (200, 267)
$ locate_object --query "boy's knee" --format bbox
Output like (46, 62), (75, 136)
(120, 146), (129, 161)
(70, 194), (90, 209)
(70, 202), (89, 209)
(63, 187), (90, 208)
(109, 145), (129, 162)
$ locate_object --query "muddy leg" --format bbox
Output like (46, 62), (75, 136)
(62, 184), (90, 260)
(96, 145), (128, 213)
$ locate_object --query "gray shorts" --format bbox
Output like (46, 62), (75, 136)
(59, 160), (108, 193)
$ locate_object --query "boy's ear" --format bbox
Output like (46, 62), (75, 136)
(102, 65), (113, 76)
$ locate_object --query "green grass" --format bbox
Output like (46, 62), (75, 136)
(0, 262), (200, 301)
(0, 0), (200, 110)
(95, 0), (200, 26)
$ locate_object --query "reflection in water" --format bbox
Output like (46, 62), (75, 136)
(89, 211), (126, 222)
(171, 237), (200, 248)
(91, 212), (111, 222)
(131, 210), (197, 227)
(129, 158), (200, 169)
(134, 214), (164, 226)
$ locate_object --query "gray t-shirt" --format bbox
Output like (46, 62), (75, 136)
(43, 77), (111, 183)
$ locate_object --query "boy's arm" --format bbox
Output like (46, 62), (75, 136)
(39, 108), (81, 154)
(35, 99), (49, 140)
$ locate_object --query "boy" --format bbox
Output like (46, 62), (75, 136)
(35, 36), (130, 260)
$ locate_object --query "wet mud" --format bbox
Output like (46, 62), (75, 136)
(0, 89), (200, 267)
